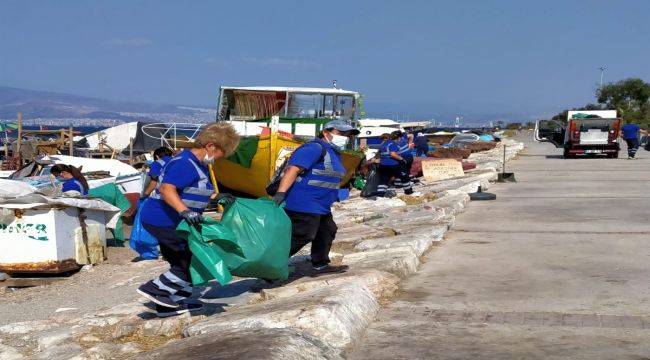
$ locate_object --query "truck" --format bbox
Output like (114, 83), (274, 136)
(534, 110), (621, 158)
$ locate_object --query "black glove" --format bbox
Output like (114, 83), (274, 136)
(272, 192), (286, 206)
(215, 193), (236, 206)
(179, 209), (202, 227)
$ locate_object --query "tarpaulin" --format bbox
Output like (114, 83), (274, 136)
(88, 183), (132, 245)
(226, 136), (259, 168)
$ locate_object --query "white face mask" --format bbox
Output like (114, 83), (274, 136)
(202, 152), (215, 165)
(330, 134), (349, 149)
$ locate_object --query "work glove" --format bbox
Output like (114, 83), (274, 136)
(272, 192), (286, 206)
(215, 193), (236, 207)
(179, 209), (202, 227)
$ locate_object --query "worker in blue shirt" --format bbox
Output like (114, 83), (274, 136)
(137, 123), (239, 317)
(620, 122), (645, 159)
(143, 147), (174, 197)
(272, 120), (358, 273)
(50, 164), (89, 196)
(377, 133), (413, 196)
(392, 130), (414, 187)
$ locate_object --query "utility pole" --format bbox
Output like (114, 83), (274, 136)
(598, 66), (607, 91)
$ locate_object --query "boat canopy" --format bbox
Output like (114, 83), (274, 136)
(218, 86), (359, 122)
(358, 118), (400, 127)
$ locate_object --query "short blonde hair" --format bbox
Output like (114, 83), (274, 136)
(194, 122), (240, 157)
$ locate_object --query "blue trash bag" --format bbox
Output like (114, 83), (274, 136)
(129, 200), (160, 260)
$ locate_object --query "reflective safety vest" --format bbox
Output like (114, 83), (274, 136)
(63, 178), (88, 195)
(295, 139), (346, 190)
(379, 140), (399, 166)
(149, 152), (214, 213)
(397, 136), (412, 158)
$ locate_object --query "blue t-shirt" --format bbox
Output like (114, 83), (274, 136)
(284, 141), (345, 215)
(141, 150), (213, 228)
(398, 135), (413, 159)
(379, 141), (400, 166)
(149, 155), (172, 179)
(62, 178), (88, 195)
(621, 124), (640, 140)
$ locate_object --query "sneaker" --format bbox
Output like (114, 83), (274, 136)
(310, 264), (349, 276)
(137, 285), (179, 308)
(155, 302), (204, 318)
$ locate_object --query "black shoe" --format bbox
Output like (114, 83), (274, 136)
(137, 285), (179, 308)
(404, 188), (414, 195)
(155, 302), (204, 318)
(310, 264), (349, 277)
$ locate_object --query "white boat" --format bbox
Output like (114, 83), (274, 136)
(80, 122), (139, 151)
(357, 118), (403, 147)
(10, 155), (144, 197)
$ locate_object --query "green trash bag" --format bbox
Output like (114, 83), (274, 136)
(220, 198), (292, 281)
(176, 218), (241, 286)
(353, 176), (366, 190)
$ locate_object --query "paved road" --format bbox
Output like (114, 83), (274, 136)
(347, 137), (650, 359)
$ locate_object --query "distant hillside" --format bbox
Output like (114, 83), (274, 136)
(0, 86), (203, 120)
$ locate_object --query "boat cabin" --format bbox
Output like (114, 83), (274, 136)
(217, 86), (359, 137)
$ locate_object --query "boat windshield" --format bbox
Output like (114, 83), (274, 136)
(286, 93), (355, 120)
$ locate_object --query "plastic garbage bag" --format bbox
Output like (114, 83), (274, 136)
(177, 217), (240, 286)
(219, 198), (291, 281)
(129, 200), (160, 260)
(361, 164), (380, 198)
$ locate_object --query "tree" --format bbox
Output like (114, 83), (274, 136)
(597, 78), (650, 126)
(506, 122), (522, 130)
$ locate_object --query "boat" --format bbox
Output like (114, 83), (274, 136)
(8, 154), (144, 212)
(357, 118), (403, 148)
(214, 86), (365, 197)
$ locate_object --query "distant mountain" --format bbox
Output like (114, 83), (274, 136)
(0, 86), (203, 120)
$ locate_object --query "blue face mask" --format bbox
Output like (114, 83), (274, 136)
(55, 176), (65, 182)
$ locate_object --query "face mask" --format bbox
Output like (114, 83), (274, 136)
(330, 134), (349, 149)
(202, 153), (215, 165)
(55, 176), (65, 182)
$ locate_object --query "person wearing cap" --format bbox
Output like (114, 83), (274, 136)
(272, 120), (359, 273)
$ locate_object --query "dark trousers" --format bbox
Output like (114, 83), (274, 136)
(416, 147), (428, 156)
(141, 222), (193, 304)
(286, 210), (338, 267)
(625, 138), (639, 157)
(377, 164), (412, 195)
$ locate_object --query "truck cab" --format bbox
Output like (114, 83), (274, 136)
(534, 110), (621, 158)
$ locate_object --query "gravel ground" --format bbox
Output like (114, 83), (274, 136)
(0, 232), (169, 325)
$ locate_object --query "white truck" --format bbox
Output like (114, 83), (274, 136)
(535, 110), (621, 158)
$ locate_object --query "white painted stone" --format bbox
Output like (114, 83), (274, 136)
(258, 270), (399, 302)
(342, 246), (419, 278)
(143, 327), (342, 360)
(0, 343), (24, 360)
(185, 283), (379, 350)
(355, 228), (446, 256)
(36, 327), (75, 351)
(0, 320), (55, 335)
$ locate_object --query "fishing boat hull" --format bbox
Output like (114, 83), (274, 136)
(214, 134), (363, 198)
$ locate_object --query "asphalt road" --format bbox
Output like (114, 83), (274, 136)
(347, 136), (650, 359)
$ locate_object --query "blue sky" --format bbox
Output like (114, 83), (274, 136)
(1, 0), (649, 123)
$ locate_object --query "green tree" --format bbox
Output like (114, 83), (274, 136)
(550, 103), (603, 123)
(597, 78), (650, 126)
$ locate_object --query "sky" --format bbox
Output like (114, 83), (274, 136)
(1, 0), (650, 123)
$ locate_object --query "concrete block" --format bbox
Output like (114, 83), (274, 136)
(342, 246), (419, 278)
(142, 327), (342, 360)
(258, 270), (399, 302)
(185, 283), (379, 350)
